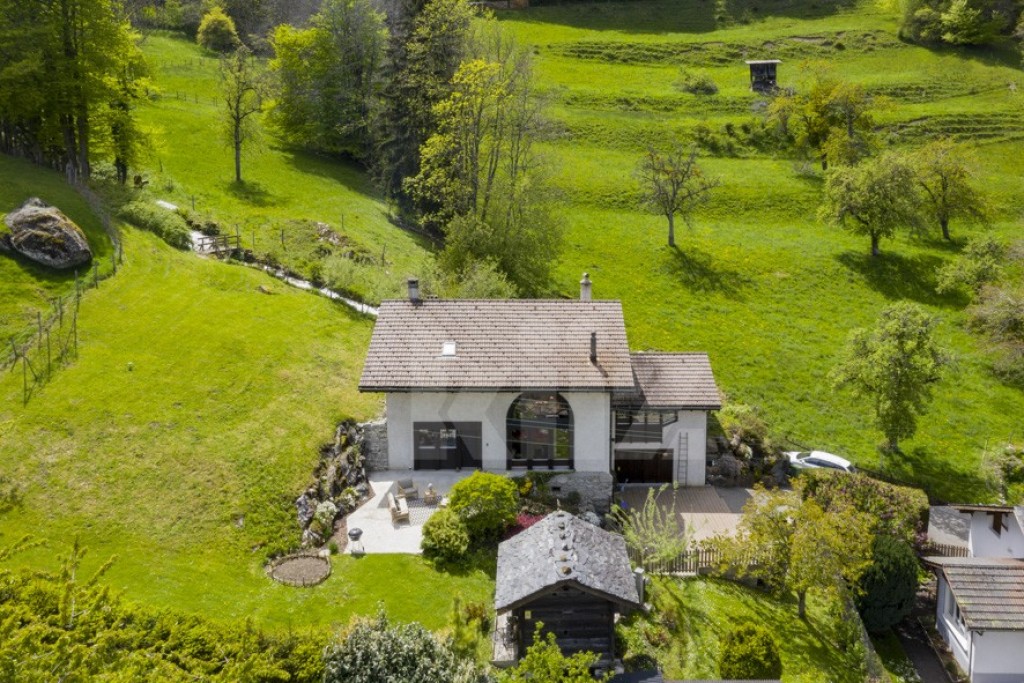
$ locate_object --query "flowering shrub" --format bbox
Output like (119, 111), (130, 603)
(503, 513), (545, 540)
(800, 471), (928, 545)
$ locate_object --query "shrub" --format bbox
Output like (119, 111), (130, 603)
(421, 508), (470, 563)
(800, 471), (928, 546)
(448, 471), (518, 542)
(718, 624), (783, 680)
(856, 535), (919, 632)
(324, 609), (489, 683)
(197, 7), (241, 53)
(676, 69), (719, 95)
(117, 200), (192, 249)
(311, 500), (338, 537)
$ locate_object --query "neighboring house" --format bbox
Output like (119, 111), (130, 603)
(491, 511), (643, 667)
(358, 275), (721, 487)
(928, 504), (1024, 682)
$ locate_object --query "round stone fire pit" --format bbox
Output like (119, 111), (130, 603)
(267, 552), (331, 587)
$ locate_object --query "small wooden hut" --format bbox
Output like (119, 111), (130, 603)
(492, 511), (643, 667)
(745, 59), (781, 92)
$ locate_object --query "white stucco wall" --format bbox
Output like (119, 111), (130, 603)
(971, 630), (1024, 683)
(384, 390), (610, 473)
(936, 577), (972, 674)
(968, 511), (1024, 558)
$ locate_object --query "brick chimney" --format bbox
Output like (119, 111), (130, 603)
(580, 272), (592, 301)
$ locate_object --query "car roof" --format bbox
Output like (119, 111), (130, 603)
(806, 451), (852, 467)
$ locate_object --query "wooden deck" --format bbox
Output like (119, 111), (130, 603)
(618, 485), (752, 542)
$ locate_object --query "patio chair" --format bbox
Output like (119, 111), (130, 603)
(388, 492), (410, 524)
(396, 478), (419, 500)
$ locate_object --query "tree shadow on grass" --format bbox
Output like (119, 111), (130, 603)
(430, 547), (497, 579)
(879, 446), (991, 504)
(835, 251), (967, 309)
(661, 245), (751, 300)
(226, 180), (280, 208)
(277, 146), (380, 199)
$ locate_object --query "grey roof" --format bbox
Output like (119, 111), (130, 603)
(928, 556), (1024, 630)
(359, 299), (635, 392)
(615, 352), (721, 409)
(495, 511), (641, 612)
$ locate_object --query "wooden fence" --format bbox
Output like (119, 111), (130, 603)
(923, 542), (969, 558)
(627, 546), (724, 575)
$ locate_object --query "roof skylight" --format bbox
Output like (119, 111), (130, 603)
(441, 341), (457, 357)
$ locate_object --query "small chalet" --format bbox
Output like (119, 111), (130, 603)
(358, 275), (721, 491)
(745, 59), (781, 92)
(927, 505), (1024, 682)
(492, 511), (643, 667)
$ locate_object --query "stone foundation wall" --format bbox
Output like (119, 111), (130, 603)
(360, 419), (389, 471)
(548, 472), (614, 514)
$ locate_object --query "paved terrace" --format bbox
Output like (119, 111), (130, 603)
(618, 485), (752, 542)
(345, 470), (473, 554)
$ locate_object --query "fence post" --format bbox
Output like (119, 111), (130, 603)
(58, 296), (63, 328)
(45, 329), (51, 376)
(37, 312), (43, 350)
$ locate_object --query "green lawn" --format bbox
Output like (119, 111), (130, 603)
(494, 0), (1024, 501)
(136, 32), (432, 304)
(0, 215), (491, 630)
(619, 576), (862, 682)
(0, 156), (115, 344)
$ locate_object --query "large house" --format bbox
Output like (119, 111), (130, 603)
(928, 504), (1024, 683)
(358, 275), (721, 488)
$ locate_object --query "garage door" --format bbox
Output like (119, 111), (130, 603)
(614, 449), (673, 483)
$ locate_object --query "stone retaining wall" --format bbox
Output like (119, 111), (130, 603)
(360, 419), (389, 471)
(548, 472), (614, 514)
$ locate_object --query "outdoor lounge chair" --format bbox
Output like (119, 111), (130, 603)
(396, 479), (419, 500)
(388, 492), (410, 524)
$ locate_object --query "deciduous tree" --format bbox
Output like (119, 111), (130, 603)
(500, 627), (606, 683)
(819, 152), (921, 257)
(609, 485), (691, 565)
(636, 142), (719, 248)
(831, 302), (952, 451)
(220, 46), (269, 183)
(912, 137), (988, 241)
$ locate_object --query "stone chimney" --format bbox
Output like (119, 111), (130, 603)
(407, 277), (420, 303)
(580, 272), (592, 301)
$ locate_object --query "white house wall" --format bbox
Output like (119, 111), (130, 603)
(385, 391), (610, 473)
(968, 512), (1024, 558)
(936, 577), (972, 675)
(971, 630), (1024, 683)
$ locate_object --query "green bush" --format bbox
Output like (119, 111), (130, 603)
(718, 624), (783, 680)
(800, 471), (928, 546)
(421, 508), (470, 563)
(324, 609), (489, 683)
(198, 7), (241, 53)
(676, 69), (719, 95)
(117, 200), (192, 249)
(856, 535), (920, 633)
(448, 471), (519, 542)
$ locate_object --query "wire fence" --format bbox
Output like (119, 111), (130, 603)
(3, 179), (123, 404)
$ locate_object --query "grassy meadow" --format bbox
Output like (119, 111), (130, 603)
(495, 0), (1024, 500)
(0, 216), (492, 630)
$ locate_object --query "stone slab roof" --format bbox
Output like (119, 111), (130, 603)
(495, 511), (641, 612)
(614, 353), (722, 409)
(928, 556), (1024, 630)
(359, 300), (635, 392)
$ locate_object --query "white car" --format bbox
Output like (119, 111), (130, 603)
(785, 450), (855, 473)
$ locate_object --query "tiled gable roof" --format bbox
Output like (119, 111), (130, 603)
(616, 352), (722, 409)
(359, 300), (635, 391)
(929, 556), (1024, 629)
(495, 511), (641, 612)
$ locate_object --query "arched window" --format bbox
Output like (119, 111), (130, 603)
(506, 392), (573, 470)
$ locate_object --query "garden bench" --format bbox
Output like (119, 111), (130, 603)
(388, 492), (410, 524)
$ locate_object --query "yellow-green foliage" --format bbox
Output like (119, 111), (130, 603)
(198, 7), (240, 52)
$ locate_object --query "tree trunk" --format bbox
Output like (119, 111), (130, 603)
(234, 130), (242, 183)
(870, 232), (880, 257)
(667, 212), (676, 248)
(941, 218), (951, 241)
(76, 109), (90, 180)
(798, 590), (807, 619)
(821, 155), (828, 171)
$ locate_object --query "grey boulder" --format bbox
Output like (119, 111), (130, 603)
(2, 198), (92, 270)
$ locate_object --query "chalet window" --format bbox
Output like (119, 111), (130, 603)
(507, 393), (573, 470)
(413, 423), (482, 470)
(614, 409), (678, 443)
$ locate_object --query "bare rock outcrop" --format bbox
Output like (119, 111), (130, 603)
(1, 198), (92, 270)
